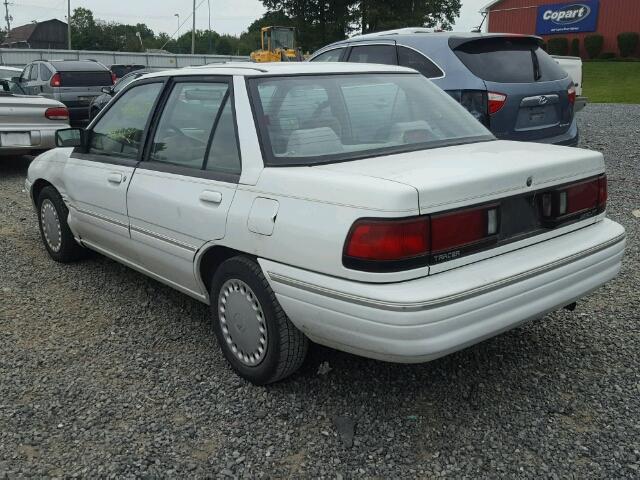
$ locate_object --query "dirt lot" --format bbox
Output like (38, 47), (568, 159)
(1, 104), (639, 479)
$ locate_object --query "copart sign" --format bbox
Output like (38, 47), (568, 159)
(536, 0), (599, 35)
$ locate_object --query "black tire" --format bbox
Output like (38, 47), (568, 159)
(37, 186), (86, 262)
(210, 255), (308, 385)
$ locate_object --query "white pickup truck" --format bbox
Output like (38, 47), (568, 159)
(553, 55), (587, 111)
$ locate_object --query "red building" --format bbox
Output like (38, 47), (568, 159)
(483, 0), (640, 58)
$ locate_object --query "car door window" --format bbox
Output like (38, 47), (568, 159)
(89, 82), (162, 158)
(21, 65), (31, 82)
(150, 82), (229, 169)
(347, 45), (397, 65)
(311, 48), (345, 62)
(205, 100), (241, 175)
(397, 46), (444, 78)
(39, 64), (52, 81)
(29, 64), (39, 81)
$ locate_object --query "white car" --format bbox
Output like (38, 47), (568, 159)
(25, 62), (625, 384)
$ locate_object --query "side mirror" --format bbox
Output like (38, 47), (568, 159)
(101, 86), (113, 95)
(56, 128), (86, 148)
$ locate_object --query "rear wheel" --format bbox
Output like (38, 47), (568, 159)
(37, 186), (85, 262)
(210, 255), (308, 385)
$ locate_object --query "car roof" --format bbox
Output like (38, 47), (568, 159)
(316, 30), (541, 52)
(141, 62), (416, 79)
(46, 60), (110, 71)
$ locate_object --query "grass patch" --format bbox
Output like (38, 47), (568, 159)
(583, 62), (640, 103)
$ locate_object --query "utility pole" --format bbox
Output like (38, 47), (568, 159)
(4, 0), (12, 33)
(207, 0), (211, 54)
(67, 0), (71, 50)
(191, 0), (195, 54)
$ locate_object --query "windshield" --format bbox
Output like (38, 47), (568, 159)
(271, 28), (294, 50)
(249, 73), (494, 166)
(0, 79), (25, 94)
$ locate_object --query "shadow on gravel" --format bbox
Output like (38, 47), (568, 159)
(0, 155), (32, 176)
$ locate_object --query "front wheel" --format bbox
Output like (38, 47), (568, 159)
(37, 186), (86, 262)
(210, 256), (308, 385)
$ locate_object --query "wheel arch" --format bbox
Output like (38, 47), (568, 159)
(31, 178), (55, 206)
(197, 244), (255, 297)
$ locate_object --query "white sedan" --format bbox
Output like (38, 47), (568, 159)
(25, 63), (625, 384)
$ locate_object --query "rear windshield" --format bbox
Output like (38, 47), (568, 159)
(249, 73), (494, 166)
(59, 71), (112, 87)
(453, 37), (568, 83)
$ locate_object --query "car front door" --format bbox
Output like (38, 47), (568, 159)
(126, 77), (241, 297)
(63, 79), (165, 259)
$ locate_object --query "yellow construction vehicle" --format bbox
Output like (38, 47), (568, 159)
(250, 26), (303, 62)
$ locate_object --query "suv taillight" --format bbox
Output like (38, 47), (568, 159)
(447, 90), (489, 127)
(50, 73), (61, 87)
(343, 205), (499, 272)
(488, 91), (507, 114)
(45, 107), (69, 120)
(110, 71), (117, 84)
(567, 85), (576, 105)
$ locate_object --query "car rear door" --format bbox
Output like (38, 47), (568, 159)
(63, 79), (165, 259)
(126, 76), (241, 296)
(452, 36), (574, 142)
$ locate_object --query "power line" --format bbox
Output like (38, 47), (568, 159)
(160, 0), (207, 50)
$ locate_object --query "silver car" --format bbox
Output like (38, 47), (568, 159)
(18, 60), (114, 126)
(0, 79), (70, 156)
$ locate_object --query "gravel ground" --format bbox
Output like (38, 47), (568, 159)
(1, 103), (639, 479)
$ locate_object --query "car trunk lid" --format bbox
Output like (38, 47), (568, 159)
(0, 94), (66, 127)
(319, 140), (605, 269)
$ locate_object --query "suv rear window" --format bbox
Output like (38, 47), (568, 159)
(59, 71), (112, 87)
(453, 37), (568, 83)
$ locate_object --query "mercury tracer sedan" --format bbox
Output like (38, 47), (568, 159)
(25, 63), (625, 384)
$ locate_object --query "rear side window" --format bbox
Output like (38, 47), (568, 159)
(453, 37), (568, 83)
(311, 48), (345, 62)
(347, 45), (397, 65)
(59, 70), (112, 87)
(39, 64), (52, 81)
(150, 82), (228, 169)
(397, 46), (444, 78)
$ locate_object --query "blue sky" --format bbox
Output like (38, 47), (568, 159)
(7, 0), (488, 38)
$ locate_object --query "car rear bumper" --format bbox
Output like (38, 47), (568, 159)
(0, 125), (68, 156)
(259, 219), (625, 363)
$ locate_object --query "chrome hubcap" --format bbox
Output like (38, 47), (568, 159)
(40, 199), (62, 252)
(218, 279), (267, 366)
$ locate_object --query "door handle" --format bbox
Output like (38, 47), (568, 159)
(199, 190), (223, 204)
(107, 172), (124, 184)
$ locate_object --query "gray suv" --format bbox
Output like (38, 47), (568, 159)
(18, 60), (114, 125)
(309, 30), (578, 146)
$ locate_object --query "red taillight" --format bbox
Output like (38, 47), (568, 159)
(50, 73), (61, 87)
(110, 71), (117, 84)
(597, 174), (607, 212)
(431, 206), (499, 256)
(488, 91), (507, 115)
(45, 107), (69, 120)
(568, 85), (576, 105)
(540, 174), (607, 223)
(344, 218), (430, 264)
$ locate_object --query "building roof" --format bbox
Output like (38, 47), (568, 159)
(1, 19), (66, 45)
(481, 0), (505, 13)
